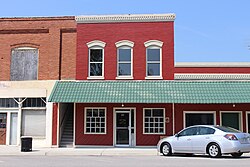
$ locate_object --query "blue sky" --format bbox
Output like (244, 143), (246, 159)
(1, 0), (250, 62)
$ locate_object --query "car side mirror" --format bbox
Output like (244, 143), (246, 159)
(175, 133), (180, 137)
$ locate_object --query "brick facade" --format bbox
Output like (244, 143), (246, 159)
(76, 22), (174, 80)
(0, 17), (76, 81)
(75, 103), (173, 146)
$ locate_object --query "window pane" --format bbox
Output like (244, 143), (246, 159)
(0, 98), (18, 108)
(90, 49), (102, 62)
(147, 63), (160, 76)
(147, 49), (160, 61)
(153, 109), (163, 117)
(90, 63), (102, 76)
(11, 49), (38, 81)
(119, 49), (131, 61)
(99, 110), (105, 117)
(221, 113), (240, 130)
(199, 127), (215, 135)
(118, 63), (131, 76)
(186, 113), (214, 127)
(22, 98), (46, 107)
(93, 109), (98, 116)
(145, 110), (151, 117)
(21, 110), (46, 137)
(86, 110), (92, 117)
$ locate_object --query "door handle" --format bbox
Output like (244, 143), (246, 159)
(205, 137), (210, 139)
(187, 138), (191, 141)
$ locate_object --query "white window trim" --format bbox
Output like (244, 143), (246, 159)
(88, 45), (105, 79)
(116, 45), (133, 79)
(144, 40), (163, 79)
(246, 111), (250, 133)
(84, 107), (107, 134)
(183, 111), (216, 128)
(220, 111), (243, 131)
(144, 40), (163, 48)
(143, 108), (165, 135)
(115, 40), (134, 48)
(87, 40), (106, 48)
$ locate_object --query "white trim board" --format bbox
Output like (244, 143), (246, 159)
(175, 74), (250, 80)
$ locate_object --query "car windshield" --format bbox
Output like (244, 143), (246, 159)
(214, 126), (241, 133)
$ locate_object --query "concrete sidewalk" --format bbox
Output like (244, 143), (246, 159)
(0, 146), (158, 156)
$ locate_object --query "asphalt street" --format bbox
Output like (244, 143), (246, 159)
(0, 155), (250, 167)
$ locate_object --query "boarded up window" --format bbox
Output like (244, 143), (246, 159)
(10, 48), (38, 81)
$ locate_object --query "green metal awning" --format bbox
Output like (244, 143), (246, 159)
(48, 81), (250, 104)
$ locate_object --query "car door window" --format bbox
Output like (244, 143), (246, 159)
(199, 127), (215, 135)
(178, 127), (198, 137)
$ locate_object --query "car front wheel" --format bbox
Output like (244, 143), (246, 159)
(161, 142), (172, 156)
(231, 153), (243, 158)
(208, 143), (221, 158)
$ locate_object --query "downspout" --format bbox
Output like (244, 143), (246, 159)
(172, 103), (175, 135)
(59, 29), (62, 80)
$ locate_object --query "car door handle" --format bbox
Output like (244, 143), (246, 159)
(187, 138), (191, 141)
(205, 137), (210, 139)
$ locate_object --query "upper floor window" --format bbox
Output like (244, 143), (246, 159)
(87, 40), (106, 79)
(144, 40), (163, 79)
(10, 47), (38, 81)
(115, 40), (134, 79)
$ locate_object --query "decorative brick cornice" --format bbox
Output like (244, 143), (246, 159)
(76, 14), (176, 23)
(0, 16), (75, 22)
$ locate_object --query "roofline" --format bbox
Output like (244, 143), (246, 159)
(75, 13), (176, 23)
(0, 16), (75, 21)
(175, 62), (250, 67)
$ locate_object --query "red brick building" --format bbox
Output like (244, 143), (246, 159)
(48, 14), (250, 148)
(0, 16), (76, 147)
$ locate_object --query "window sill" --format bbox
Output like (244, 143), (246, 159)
(143, 133), (165, 135)
(21, 136), (46, 139)
(145, 76), (163, 80)
(84, 132), (107, 135)
(116, 76), (134, 80)
(87, 76), (105, 80)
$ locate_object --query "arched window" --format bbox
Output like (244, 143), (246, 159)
(86, 40), (106, 79)
(10, 47), (38, 81)
(144, 40), (163, 79)
(115, 40), (134, 79)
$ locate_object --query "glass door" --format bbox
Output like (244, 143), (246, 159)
(10, 113), (18, 145)
(116, 112), (130, 146)
(0, 113), (7, 145)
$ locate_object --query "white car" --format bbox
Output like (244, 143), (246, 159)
(157, 125), (250, 158)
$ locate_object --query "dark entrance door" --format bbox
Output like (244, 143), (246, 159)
(116, 112), (130, 145)
(0, 113), (7, 145)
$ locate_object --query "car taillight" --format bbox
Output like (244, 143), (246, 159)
(224, 134), (238, 140)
